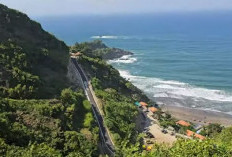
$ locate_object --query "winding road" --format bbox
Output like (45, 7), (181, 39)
(71, 58), (115, 156)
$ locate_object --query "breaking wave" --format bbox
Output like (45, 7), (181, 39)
(108, 55), (137, 64)
(119, 70), (232, 114)
(91, 35), (131, 39)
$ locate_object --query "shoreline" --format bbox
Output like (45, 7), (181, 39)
(108, 51), (232, 127)
(160, 104), (232, 126)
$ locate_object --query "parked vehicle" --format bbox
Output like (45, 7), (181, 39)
(171, 132), (175, 136)
(162, 129), (168, 134)
(146, 132), (154, 138)
(146, 140), (154, 144)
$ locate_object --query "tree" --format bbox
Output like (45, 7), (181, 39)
(60, 88), (77, 105)
(201, 123), (224, 137)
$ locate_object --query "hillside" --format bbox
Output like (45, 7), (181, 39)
(0, 4), (99, 157)
(0, 4), (69, 98)
(1, 3), (232, 157)
(73, 41), (232, 156)
(0, 90), (99, 156)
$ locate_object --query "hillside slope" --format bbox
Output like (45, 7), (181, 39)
(72, 41), (232, 157)
(0, 4), (69, 98)
(0, 4), (99, 156)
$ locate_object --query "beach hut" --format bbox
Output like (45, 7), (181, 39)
(134, 101), (141, 107)
(176, 120), (191, 127)
(140, 102), (148, 106)
(149, 107), (158, 113)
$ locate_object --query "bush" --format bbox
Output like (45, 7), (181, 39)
(201, 123), (224, 137)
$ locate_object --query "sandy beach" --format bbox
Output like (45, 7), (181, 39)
(161, 105), (232, 127)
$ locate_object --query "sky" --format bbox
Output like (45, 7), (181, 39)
(1, 0), (232, 17)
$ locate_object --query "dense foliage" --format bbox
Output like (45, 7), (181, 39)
(142, 138), (232, 157)
(0, 89), (99, 156)
(1, 3), (232, 156)
(200, 123), (224, 137)
(70, 40), (132, 59)
(0, 4), (69, 98)
(73, 41), (152, 153)
(78, 55), (149, 102)
(78, 56), (143, 149)
(0, 4), (99, 157)
(74, 40), (232, 156)
(116, 128), (232, 156)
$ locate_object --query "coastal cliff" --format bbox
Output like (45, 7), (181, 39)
(70, 40), (133, 60)
(0, 4), (99, 156)
(96, 47), (133, 60)
(1, 3), (232, 157)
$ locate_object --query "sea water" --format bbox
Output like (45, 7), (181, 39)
(36, 12), (232, 114)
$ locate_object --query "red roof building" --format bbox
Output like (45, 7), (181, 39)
(140, 102), (148, 106)
(149, 107), (158, 113)
(176, 120), (191, 127)
(186, 130), (205, 140)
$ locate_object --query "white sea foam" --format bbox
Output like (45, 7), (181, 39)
(91, 35), (131, 39)
(153, 84), (232, 102)
(108, 55), (137, 64)
(119, 70), (232, 103)
(91, 35), (118, 39)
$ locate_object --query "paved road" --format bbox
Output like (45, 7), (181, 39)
(71, 58), (115, 156)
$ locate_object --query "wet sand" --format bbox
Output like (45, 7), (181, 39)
(161, 105), (232, 126)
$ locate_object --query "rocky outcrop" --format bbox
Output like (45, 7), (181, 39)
(102, 48), (133, 60)
(71, 40), (133, 60)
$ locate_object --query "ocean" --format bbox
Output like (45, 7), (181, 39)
(36, 12), (232, 114)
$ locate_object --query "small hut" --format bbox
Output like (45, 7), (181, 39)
(140, 102), (148, 107)
(70, 52), (82, 57)
(149, 107), (158, 113)
(134, 101), (141, 107)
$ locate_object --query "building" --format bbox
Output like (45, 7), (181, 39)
(140, 102), (148, 107)
(149, 107), (158, 113)
(70, 52), (82, 58)
(186, 130), (205, 140)
(134, 101), (141, 107)
(176, 120), (191, 127)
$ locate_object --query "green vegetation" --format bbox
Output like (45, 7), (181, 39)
(0, 4), (99, 157)
(144, 138), (231, 157)
(116, 128), (232, 157)
(78, 55), (149, 102)
(70, 40), (132, 59)
(0, 89), (99, 156)
(0, 4), (69, 99)
(74, 40), (232, 156)
(78, 55), (145, 147)
(71, 41), (151, 153)
(95, 88), (138, 144)
(1, 3), (232, 156)
(200, 123), (224, 137)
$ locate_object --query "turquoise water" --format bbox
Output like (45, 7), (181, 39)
(36, 13), (232, 114)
